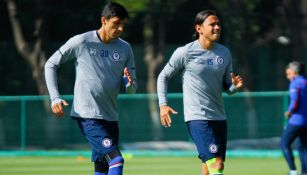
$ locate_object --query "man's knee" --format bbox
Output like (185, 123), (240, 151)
(94, 161), (108, 173)
(280, 138), (292, 150)
(104, 150), (124, 167)
(280, 140), (286, 148)
(206, 157), (224, 175)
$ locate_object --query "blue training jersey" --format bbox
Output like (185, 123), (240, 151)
(288, 75), (307, 126)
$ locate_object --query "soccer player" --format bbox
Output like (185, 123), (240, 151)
(157, 10), (243, 175)
(280, 61), (307, 175)
(44, 2), (137, 175)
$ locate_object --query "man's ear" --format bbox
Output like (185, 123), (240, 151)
(195, 24), (202, 35)
(101, 16), (107, 25)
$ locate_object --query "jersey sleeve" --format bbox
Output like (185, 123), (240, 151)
(125, 45), (137, 94)
(157, 47), (187, 106)
(288, 81), (300, 113)
(44, 36), (80, 102)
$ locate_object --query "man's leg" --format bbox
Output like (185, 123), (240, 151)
(280, 124), (299, 173)
(76, 118), (123, 175)
(298, 127), (307, 175)
(187, 120), (226, 175)
(104, 150), (124, 175)
(94, 161), (108, 175)
(77, 119), (108, 175)
(204, 120), (227, 175)
(205, 157), (224, 175)
(201, 163), (209, 175)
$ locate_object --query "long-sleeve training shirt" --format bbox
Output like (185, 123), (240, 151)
(288, 75), (307, 126)
(45, 31), (137, 121)
(157, 40), (236, 122)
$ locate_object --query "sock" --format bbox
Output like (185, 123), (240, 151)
(206, 158), (223, 175)
(94, 172), (106, 175)
(107, 156), (124, 175)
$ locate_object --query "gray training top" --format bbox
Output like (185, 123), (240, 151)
(157, 40), (236, 122)
(45, 31), (137, 121)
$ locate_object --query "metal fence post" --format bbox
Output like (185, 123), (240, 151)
(20, 98), (26, 150)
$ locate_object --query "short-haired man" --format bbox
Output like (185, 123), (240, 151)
(281, 61), (307, 175)
(44, 2), (137, 175)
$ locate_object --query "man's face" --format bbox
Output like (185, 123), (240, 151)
(102, 16), (126, 39)
(285, 68), (297, 81)
(196, 15), (221, 42)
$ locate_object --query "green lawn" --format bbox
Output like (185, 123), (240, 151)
(0, 156), (296, 175)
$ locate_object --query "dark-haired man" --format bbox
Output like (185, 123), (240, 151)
(45, 2), (137, 175)
(157, 10), (243, 175)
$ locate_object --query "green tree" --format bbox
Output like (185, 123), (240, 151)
(6, 0), (48, 95)
(115, 0), (189, 139)
(212, 0), (307, 90)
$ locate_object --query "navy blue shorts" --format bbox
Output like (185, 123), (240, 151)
(187, 120), (227, 163)
(76, 118), (119, 162)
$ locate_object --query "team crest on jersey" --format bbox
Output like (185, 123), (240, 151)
(102, 138), (112, 148)
(209, 144), (218, 153)
(216, 56), (224, 65)
(112, 52), (121, 61)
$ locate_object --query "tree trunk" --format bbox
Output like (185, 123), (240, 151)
(6, 0), (48, 96)
(286, 0), (304, 62)
(6, 0), (60, 149)
(144, 0), (165, 140)
(6, 0), (50, 117)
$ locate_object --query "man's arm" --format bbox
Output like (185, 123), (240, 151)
(45, 52), (70, 117)
(44, 37), (78, 116)
(157, 70), (178, 127)
(45, 51), (63, 102)
(223, 53), (243, 95)
(287, 82), (300, 115)
(124, 46), (137, 94)
(157, 47), (186, 127)
(159, 105), (178, 127)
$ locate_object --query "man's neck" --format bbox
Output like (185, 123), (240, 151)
(97, 28), (112, 44)
(198, 38), (214, 50)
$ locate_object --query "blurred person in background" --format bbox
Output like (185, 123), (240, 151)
(44, 2), (137, 175)
(157, 10), (243, 175)
(280, 61), (307, 175)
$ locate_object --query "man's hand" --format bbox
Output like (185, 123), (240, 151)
(231, 73), (244, 89)
(123, 67), (133, 86)
(285, 111), (291, 119)
(51, 99), (69, 117)
(159, 105), (178, 127)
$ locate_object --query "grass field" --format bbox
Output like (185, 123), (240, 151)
(0, 155), (297, 175)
